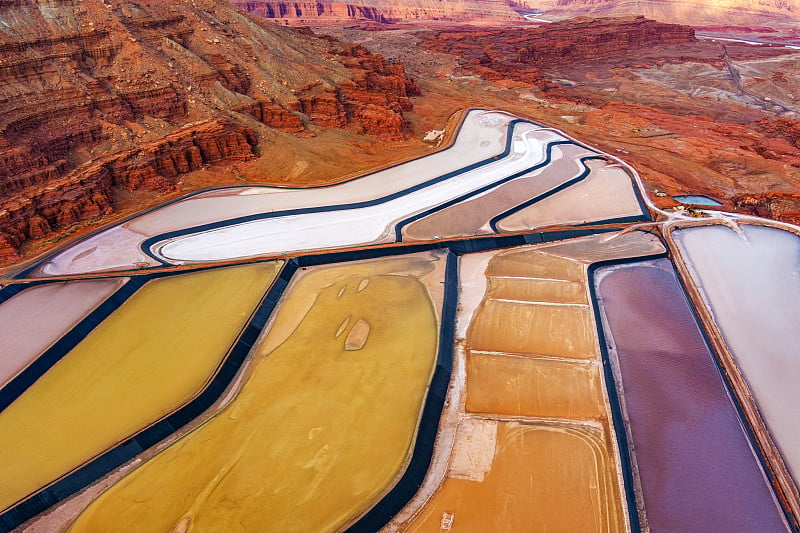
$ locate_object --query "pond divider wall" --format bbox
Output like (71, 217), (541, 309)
(0, 278), (145, 413)
(1, 225), (630, 531)
(589, 254), (797, 532)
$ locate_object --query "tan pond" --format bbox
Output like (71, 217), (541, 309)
(68, 253), (444, 532)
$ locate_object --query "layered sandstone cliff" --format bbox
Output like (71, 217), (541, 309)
(733, 194), (800, 225)
(232, 0), (522, 25)
(419, 16), (696, 84)
(0, 0), (419, 262)
(511, 0), (799, 24)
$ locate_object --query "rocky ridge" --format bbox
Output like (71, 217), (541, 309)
(418, 16), (697, 85)
(0, 0), (420, 262)
(232, 0), (521, 25)
(511, 0), (799, 24)
(328, 14), (800, 226)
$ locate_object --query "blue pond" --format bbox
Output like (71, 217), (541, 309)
(673, 195), (723, 206)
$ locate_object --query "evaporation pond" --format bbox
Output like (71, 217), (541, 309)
(70, 256), (441, 532)
(405, 421), (624, 532)
(0, 261), (280, 513)
(672, 195), (723, 206)
(595, 257), (788, 531)
(0, 278), (126, 388)
(673, 223), (800, 484)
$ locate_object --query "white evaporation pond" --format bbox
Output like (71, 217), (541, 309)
(34, 110), (516, 276)
(156, 126), (567, 263)
(33, 226), (156, 277)
(128, 110), (518, 235)
(673, 223), (800, 482)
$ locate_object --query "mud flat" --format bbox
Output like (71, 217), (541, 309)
(0, 262), (280, 514)
(672, 223), (800, 485)
(69, 253), (444, 532)
(595, 258), (788, 531)
(0, 279), (126, 388)
(33, 110), (516, 276)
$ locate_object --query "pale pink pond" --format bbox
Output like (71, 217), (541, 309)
(673, 223), (800, 484)
(402, 143), (597, 240)
(496, 162), (643, 231)
(0, 278), (127, 388)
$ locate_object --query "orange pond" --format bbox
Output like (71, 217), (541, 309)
(402, 245), (629, 531)
(466, 352), (605, 420)
(405, 421), (623, 532)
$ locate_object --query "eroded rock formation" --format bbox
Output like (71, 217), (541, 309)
(733, 193), (800, 225)
(0, 0), (419, 261)
(0, 120), (257, 259)
(511, 0), (799, 24)
(232, 0), (521, 26)
(418, 16), (696, 84)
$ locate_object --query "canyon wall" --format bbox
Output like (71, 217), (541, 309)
(512, 0), (799, 24)
(419, 16), (696, 84)
(234, 0), (798, 26)
(232, 0), (522, 25)
(0, 0), (419, 262)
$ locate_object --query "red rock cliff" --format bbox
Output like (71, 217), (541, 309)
(0, 120), (256, 259)
(232, 0), (521, 25)
(0, 0), (419, 261)
(419, 16), (696, 84)
(511, 0), (799, 24)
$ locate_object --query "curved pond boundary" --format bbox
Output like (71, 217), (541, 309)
(487, 154), (602, 232)
(9, 109), (655, 279)
(9, 108), (512, 279)
(141, 118), (529, 266)
(487, 157), (650, 232)
(346, 251), (458, 532)
(144, 134), (652, 266)
(1, 227), (623, 531)
(587, 252), (798, 532)
(143, 130), (650, 265)
(0, 262), (288, 530)
(394, 143), (586, 240)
